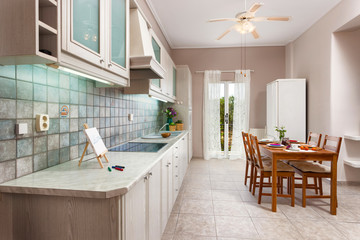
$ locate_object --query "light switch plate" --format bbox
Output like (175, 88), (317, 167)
(16, 123), (28, 135)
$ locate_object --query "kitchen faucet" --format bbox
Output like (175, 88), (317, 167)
(158, 123), (169, 133)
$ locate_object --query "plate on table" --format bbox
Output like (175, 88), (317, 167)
(289, 140), (298, 143)
(267, 143), (284, 148)
(259, 139), (273, 144)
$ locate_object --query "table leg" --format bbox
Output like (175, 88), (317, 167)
(272, 155), (277, 212)
(330, 155), (337, 215)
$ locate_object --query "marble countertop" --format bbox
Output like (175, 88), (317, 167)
(0, 131), (188, 199)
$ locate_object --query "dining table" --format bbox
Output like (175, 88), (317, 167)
(259, 144), (339, 215)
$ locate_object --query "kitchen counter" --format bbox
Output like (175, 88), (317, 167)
(0, 131), (188, 199)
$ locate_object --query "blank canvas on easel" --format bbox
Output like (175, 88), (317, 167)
(84, 128), (107, 157)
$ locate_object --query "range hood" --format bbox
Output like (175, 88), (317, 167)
(130, 8), (165, 80)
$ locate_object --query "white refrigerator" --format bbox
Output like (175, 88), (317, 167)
(266, 79), (306, 142)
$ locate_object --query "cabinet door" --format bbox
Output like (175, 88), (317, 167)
(173, 66), (177, 97)
(266, 82), (278, 139)
(150, 36), (162, 91)
(148, 162), (161, 240)
(124, 177), (146, 240)
(107, 0), (129, 77)
(173, 151), (179, 202)
(67, 0), (105, 67)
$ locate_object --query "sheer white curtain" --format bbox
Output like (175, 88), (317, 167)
(203, 70), (222, 160)
(230, 70), (251, 160)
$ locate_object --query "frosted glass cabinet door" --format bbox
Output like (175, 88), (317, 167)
(107, 0), (129, 78)
(67, 0), (105, 67)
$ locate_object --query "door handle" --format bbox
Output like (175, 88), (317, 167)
(225, 113), (229, 124)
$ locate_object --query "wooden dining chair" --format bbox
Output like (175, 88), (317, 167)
(249, 134), (295, 206)
(242, 132), (254, 191)
(289, 135), (342, 207)
(290, 132), (323, 194)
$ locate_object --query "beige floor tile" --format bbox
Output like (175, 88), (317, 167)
(210, 174), (236, 182)
(175, 214), (216, 236)
(290, 219), (346, 240)
(182, 188), (212, 200)
(278, 205), (323, 220)
(161, 234), (174, 240)
(310, 205), (360, 222)
(213, 200), (249, 217)
(164, 214), (179, 235)
(173, 235), (216, 240)
(180, 199), (214, 215)
(172, 197), (183, 214)
(239, 190), (258, 202)
(211, 181), (239, 190)
(217, 238), (258, 240)
(330, 221), (360, 240)
(212, 190), (242, 201)
(215, 216), (259, 239)
(244, 202), (287, 219)
(252, 217), (302, 240)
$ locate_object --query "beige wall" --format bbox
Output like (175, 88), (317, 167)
(172, 47), (285, 158)
(286, 0), (360, 181)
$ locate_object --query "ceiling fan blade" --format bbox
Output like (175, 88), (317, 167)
(250, 17), (267, 22)
(217, 27), (233, 40)
(251, 29), (259, 39)
(208, 18), (239, 23)
(267, 16), (291, 21)
(248, 3), (263, 13)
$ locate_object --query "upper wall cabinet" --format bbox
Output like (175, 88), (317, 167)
(0, 0), (59, 65)
(60, 0), (129, 86)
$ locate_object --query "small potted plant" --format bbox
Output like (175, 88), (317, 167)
(169, 122), (176, 131)
(275, 126), (287, 143)
(163, 107), (177, 131)
(175, 120), (183, 131)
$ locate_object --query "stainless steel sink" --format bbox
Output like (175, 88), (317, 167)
(141, 131), (182, 139)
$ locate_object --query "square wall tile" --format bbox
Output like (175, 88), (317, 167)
(0, 140), (16, 162)
(70, 132), (79, 146)
(87, 106), (93, 117)
(0, 65), (15, 79)
(60, 147), (70, 163)
(60, 133), (69, 148)
(79, 92), (87, 105)
(48, 134), (59, 151)
(34, 84), (47, 102)
(47, 86), (59, 103)
(33, 102), (47, 118)
(34, 136), (47, 154)
(17, 100), (32, 119)
(69, 75), (78, 90)
(0, 77), (16, 99)
(48, 103), (59, 118)
(0, 120), (16, 140)
(60, 89), (70, 103)
(0, 160), (16, 183)
(17, 138), (33, 158)
(33, 66), (47, 84)
(59, 73), (70, 89)
(48, 149), (59, 167)
(70, 91), (79, 104)
(78, 79), (87, 92)
(79, 105), (87, 118)
(70, 119), (78, 132)
(69, 105), (78, 118)
(86, 81), (94, 94)
(70, 145), (78, 159)
(16, 65), (33, 82)
(16, 156), (33, 178)
(78, 130), (86, 144)
(34, 153), (47, 171)
(78, 118), (87, 130)
(48, 118), (59, 134)
(47, 68), (59, 87)
(17, 80), (33, 100)
(60, 118), (69, 133)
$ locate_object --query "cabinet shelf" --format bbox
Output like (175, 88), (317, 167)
(38, 21), (57, 35)
(344, 135), (360, 141)
(344, 159), (360, 168)
(39, 0), (57, 7)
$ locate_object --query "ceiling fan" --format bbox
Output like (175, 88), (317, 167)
(208, 2), (291, 40)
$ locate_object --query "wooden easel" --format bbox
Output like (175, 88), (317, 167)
(78, 123), (109, 168)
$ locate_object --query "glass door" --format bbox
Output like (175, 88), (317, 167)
(220, 82), (234, 158)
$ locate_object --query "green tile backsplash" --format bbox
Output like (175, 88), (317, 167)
(0, 64), (164, 183)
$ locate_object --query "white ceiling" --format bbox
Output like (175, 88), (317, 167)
(146, 0), (341, 48)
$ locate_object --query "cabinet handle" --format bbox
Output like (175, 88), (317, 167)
(168, 162), (171, 165)
(100, 59), (104, 63)
(149, 172), (153, 176)
(144, 175), (148, 181)
(175, 175), (178, 177)
(108, 63), (112, 67)
(166, 164), (169, 167)
(175, 147), (178, 149)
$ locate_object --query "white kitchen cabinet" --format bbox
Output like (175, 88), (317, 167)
(266, 79), (306, 142)
(60, 0), (129, 86)
(124, 161), (161, 240)
(172, 136), (189, 202)
(0, 0), (59, 65)
(161, 150), (173, 233)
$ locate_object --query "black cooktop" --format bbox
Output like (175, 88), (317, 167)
(108, 142), (167, 153)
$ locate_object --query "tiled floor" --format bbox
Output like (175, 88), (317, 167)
(162, 158), (360, 240)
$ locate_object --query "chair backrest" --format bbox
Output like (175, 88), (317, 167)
(242, 132), (252, 162)
(308, 132), (322, 147)
(322, 135), (342, 154)
(249, 134), (264, 169)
